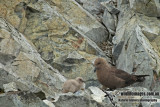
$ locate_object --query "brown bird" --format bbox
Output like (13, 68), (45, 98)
(94, 58), (149, 90)
(62, 77), (85, 93)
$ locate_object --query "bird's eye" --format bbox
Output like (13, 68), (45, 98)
(79, 79), (83, 82)
(97, 62), (101, 65)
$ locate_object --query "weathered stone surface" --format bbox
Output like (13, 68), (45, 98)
(43, 100), (55, 107)
(112, 5), (160, 90)
(102, 9), (116, 34)
(0, 92), (48, 107)
(0, 52), (16, 65)
(129, 0), (160, 17)
(0, 0), (109, 88)
(54, 94), (104, 107)
(100, 1), (119, 36)
(63, 51), (85, 64)
(79, 0), (105, 21)
(0, 17), (66, 97)
(88, 86), (106, 103)
(138, 16), (160, 54)
(1, 0), (160, 106)
(103, 87), (160, 107)
(54, 86), (160, 107)
(0, 0), (29, 31)
(3, 82), (18, 92)
(51, 0), (109, 44)
(117, 0), (129, 9)
(0, 68), (40, 93)
(101, 2), (120, 15)
(52, 52), (99, 88)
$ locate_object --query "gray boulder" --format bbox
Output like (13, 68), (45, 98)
(112, 5), (160, 90)
(129, 0), (160, 17)
(0, 92), (48, 107)
(54, 93), (104, 107)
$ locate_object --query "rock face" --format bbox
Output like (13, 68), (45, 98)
(102, 8), (116, 35)
(0, 92), (49, 107)
(103, 87), (160, 107)
(113, 1), (160, 90)
(0, 0), (109, 87)
(129, 0), (160, 17)
(0, 17), (66, 97)
(3, 82), (18, 92)
(53, 86), (160, 107)
(0, 0), (160, 107)
(54, 94), (104, 107)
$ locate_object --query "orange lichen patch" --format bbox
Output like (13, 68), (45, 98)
(71, 37), (84, 49)
(77, 37), (84, 45)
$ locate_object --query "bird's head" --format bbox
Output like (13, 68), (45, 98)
(94, 58), (107, 72)
(75, 77), (85, 84)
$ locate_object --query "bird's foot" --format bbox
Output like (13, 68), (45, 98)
(104, 91), (116, 107)
(100, 86), (110, 91)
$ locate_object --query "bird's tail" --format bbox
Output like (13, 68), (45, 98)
(135, 75), (149, 82)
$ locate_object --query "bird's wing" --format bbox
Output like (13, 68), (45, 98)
(110, 67), (132, 81)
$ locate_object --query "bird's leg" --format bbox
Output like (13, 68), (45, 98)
(81, 88), (85, 90)
(104, 91), (116, 107)
(132, 68), (137, 74)
(109, 88), (115, 91)
(100, 85), (110, 91)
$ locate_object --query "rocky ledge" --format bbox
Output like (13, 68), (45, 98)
(0, 0), (160, 107)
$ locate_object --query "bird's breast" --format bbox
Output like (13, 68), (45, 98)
(96, 70), (109, 85)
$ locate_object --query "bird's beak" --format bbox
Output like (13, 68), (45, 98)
(94, 68), (96, 72)
(80, 79), (85, 82)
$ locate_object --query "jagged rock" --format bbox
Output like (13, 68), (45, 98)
(0, 0), (108, 44)
(112, 5), (160, 90)
(101, 1), (120, 36)
(3, 82), (18, 92)
(79, 0), (105, 20)
(76, 0), (117, 42)
(1, 0), (160, 107)
(54, 93), (104, 107)
(53, 0), (109, 44)
(43, 100), (55, 107)
(88, 86), (106, 103)
(101, 2), (120, 15)
(0, 91), (48, 107)
(102, 9), (116, 34)
(0, 17), (66, 98)
(0, 52), (16, 65)
(0, 68), (40, 93)
(129, 0), (160, 17)
(52, 53), (99, 88)
(0, 0), (110, 88)
(63, 51), (85, 64)
(117, 0), (129, 7)
(102, 87), (160, 107)
(53, 86), (160, 107)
